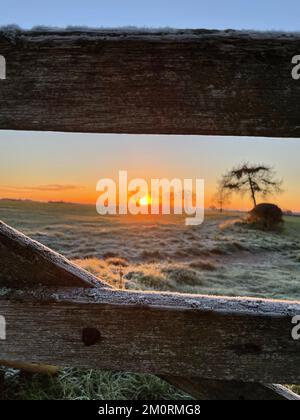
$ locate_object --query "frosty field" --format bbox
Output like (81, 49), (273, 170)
(1, 199), (300, 300)
(1, 198), (300, 400)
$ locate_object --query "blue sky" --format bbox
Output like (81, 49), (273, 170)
(0, 0), (299, 31)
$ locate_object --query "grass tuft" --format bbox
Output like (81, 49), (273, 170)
(0, 368), (192, 401)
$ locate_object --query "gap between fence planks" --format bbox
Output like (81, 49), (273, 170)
(0, 28), (300, 137)
(0, 222), (300, 399)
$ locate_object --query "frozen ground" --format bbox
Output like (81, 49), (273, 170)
(1, 199), (300, 301)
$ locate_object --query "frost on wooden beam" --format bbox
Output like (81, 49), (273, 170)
(1, 287), (300, 384)
(0, 28), (300, 137)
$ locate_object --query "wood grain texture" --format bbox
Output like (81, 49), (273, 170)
(1, 287), (300, 384)
(162, 376), (300, 400)
(0, 221), (109, 288)
(0, 28), (300, 137)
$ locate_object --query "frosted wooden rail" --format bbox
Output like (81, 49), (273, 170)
(0, 28), (300, 400)
(0, 28), (300, 137)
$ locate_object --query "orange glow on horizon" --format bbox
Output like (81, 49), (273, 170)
(1, 183), (300, 213)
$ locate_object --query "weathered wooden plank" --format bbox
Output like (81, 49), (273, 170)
(162, 376), (300, 400)
(1, 287), (300, 383)
(0, 221), (108, 288)
(0, 28), (300, 137)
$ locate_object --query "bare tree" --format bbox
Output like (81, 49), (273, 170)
(221, 163), (283, 208)
(213, 180), (231, 212)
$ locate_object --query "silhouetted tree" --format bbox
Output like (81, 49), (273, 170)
(213, 180), (231, 212)
(221, 163), (282, 208)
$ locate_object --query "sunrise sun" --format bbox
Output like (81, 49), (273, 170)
(139, 195), (151, 206)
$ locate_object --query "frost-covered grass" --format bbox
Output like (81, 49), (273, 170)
(0, 369), (191, 401)
(1, 201), (300, 399)
(72, 214), (300, 301)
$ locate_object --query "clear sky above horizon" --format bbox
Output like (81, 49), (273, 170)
(1, 0), (300, 31)
(1, 131), (299, 212)
(1, 1), (300, 211)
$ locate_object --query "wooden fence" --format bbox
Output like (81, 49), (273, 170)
(0, 28), (300, 400)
